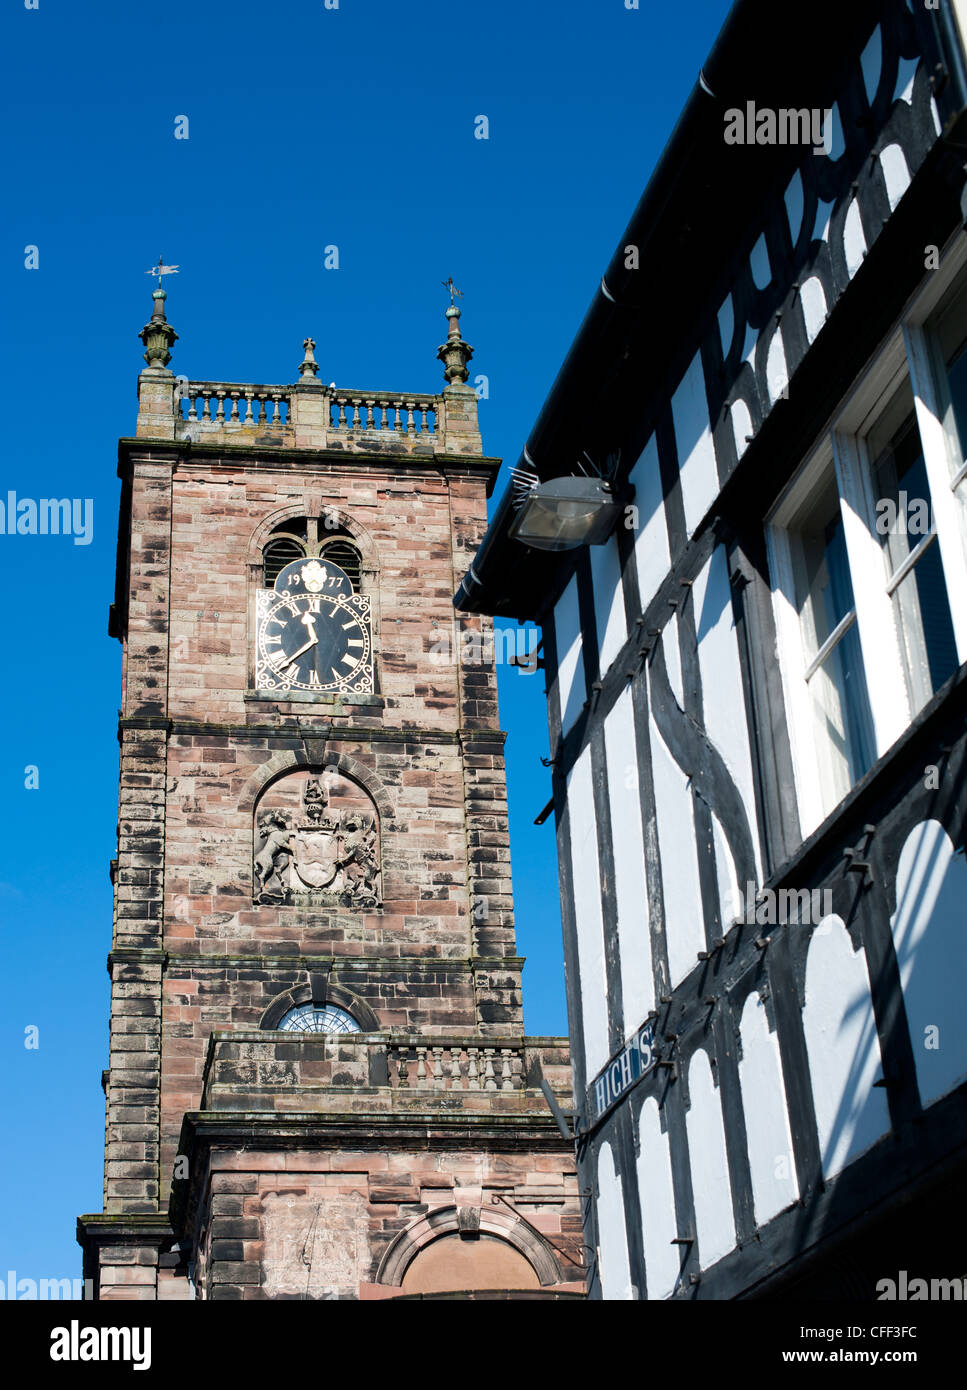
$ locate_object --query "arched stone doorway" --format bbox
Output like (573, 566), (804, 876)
(400, 1233), (540, 1295)
(377, 1203), (563, 1296)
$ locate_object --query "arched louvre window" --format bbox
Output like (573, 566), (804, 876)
(319, 538), (362, 590)
(262, 515), (363, 591)
(263, 535), (306, 586)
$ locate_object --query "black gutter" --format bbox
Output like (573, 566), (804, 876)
(454, 0), (888, 617)
(940, 0), (967, 116)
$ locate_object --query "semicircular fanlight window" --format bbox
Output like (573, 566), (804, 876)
(277, 1003), (362, 1034)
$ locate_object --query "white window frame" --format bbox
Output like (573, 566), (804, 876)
(902, 336), (967, 658)
(768, 233), (967, 837)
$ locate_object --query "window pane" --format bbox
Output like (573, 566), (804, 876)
(278, 1003), (361, 1034)
(944, 335), (967, 470)
(891, 539), (959, 710)
(869, 382), (958, 711)
(790, 468), (875, 813)
(934, 269), (967, 474)
(796, 474), (857, 654)
(807, 622), (875, 807)
(872, 395), (928, 575)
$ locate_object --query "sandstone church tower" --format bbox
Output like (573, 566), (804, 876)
(76, 283), (584, 1301)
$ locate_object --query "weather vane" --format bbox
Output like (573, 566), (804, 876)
(441, 276), (463, 307)
(145, 255), (180, 288)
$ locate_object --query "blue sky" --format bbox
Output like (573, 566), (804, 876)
(0, 0), (734, 1283)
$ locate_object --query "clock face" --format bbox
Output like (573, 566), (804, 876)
(255, 559), (373, 695)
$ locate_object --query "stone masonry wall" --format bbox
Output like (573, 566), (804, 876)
(194, 1144), (584, 1300)
(105, 446), (526, 1222)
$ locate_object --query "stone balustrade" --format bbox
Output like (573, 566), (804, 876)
(178, 381), (292, 433)
(169, 380), (463, 454)
(389, 1040), (520, 1090)
(328, 391), (439, 439)
(135, 293), (484, 453)
(199, 1031), (572, 1117)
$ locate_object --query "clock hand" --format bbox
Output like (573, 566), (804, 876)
(276, 631), (319, 669)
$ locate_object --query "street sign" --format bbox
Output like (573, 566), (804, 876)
(587, 1018), (657, 1125)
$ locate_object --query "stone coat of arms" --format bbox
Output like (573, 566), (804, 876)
(254, 774), (381, 908)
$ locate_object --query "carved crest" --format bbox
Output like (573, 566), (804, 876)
(300, 559), (328, 593)
(254, 770), (381, 908)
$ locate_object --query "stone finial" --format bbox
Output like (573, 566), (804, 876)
(437, 300), (474, 387)
(139, 287), (178, 370)
(299, 336), (320, 379)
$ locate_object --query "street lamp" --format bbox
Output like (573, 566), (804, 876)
(508, 476), (622, 552)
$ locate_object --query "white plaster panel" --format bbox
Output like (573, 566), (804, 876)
(800, 276), (829, 344)
(629, 434), (671, 614)
(566, 744), (611, 1078)
(731, 397), (753, 461)
(671, 351), (719, 538)
(712, 813), (741, 930)
(662, 614), (684, 712)
(693, 545), (762, 883)
(890, 819), (967, 1108)
(647, 695), (705, 987)
(590, 533), (627, 679)
(685, 1050), (736, 1269)
(637, 1098), (681, 1299)
(880, 144), (911, 211)
(766, 329), (789, 405)
(803, 916), (891, 1178)
(604, 687), (655, 1031)
(554, 573), (585, 736)
(844, 199), (867, 278)
(738, 993), (799, 1226)
(597, 1142), (634, 1300)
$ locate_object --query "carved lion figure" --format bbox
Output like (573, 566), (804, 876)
(254, 810), (292, 897)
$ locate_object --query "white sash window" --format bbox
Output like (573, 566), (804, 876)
(768, 238), (967, 838)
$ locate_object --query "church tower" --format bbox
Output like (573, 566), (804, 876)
(76, 283), (584, 1300)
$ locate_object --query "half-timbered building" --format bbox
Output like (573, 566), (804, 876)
(456, 0), (967, 1298)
